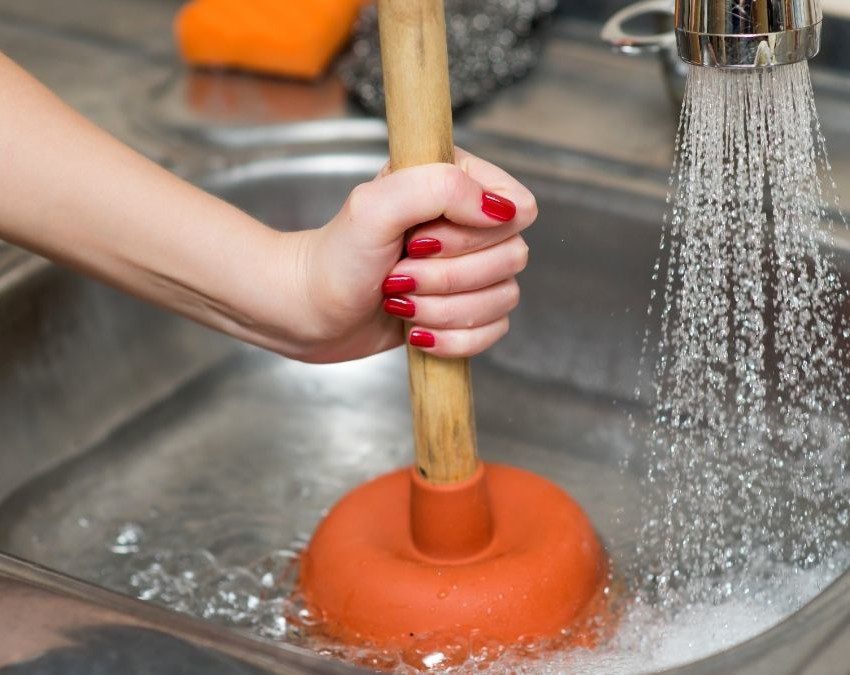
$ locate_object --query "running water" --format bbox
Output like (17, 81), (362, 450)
(638, 61), (850, 608)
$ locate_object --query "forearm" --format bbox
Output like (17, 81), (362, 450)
(0, 53), (314, 356)
(0, 54), (535, 365)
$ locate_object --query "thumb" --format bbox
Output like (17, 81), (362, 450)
(342, 163), (513, 248)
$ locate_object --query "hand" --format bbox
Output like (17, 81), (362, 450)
(0, 56), (535, 365)
(292, 147), (537, 363)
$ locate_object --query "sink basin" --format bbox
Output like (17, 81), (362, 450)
(0, 133), (847, 673)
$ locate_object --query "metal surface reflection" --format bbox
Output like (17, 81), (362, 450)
(0, 554), (358, 675)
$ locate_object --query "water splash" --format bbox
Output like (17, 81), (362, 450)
(639, 62), (850, 607)
(105, 522), (843, 672)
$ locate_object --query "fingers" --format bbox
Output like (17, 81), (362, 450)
(382, 236), (527, 359)
(377, 147), (534, 216)
(406, 318), (511, 358)
(383, 279), (520, 330)
(347, 151), (536, 248)
(344, 164), (501, 248)
(361, 148), (535, 359)
(405, 216), (530, 259)
(381, 235), (526, 359)
(391, 235), (529, 295)
(454, 147), (538, 226)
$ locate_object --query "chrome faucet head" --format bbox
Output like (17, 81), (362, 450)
(675, 0), (823, 68)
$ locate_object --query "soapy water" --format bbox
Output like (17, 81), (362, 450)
(99, 520), (844, 672)
(90, 62), (849, 672)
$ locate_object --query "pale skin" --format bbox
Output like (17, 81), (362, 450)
(0, 54), (536, 364)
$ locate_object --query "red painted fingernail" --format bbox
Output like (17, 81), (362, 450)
(409, 329), (436, 348)
(407, 238), (442, 257)
(383, 296), (416, 319)
(381, 274), (417, 295)
(481, 191), (517, 222)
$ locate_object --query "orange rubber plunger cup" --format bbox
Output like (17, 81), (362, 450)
(301, 463), (607, 648)
(299, 0), (608, 655)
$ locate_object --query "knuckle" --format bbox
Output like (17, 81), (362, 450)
(437, 164), (466, 206)
(345, 182), (371, 221)
(512, 237), (530, 272)
(524, 193), (539, 223)
(460, 230), (479, 252)
(485, 319), (510, 349)
(505, 280), (521, 310)
(436, 301), (453, 330)
(441, 264), (458, 294)
(459, 330), (477, 356)
(500, 316), (511, 337)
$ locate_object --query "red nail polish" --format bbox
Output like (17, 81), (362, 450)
(482, 191), (517, 222)
(409, 329), (436, 348)
(407, 238), (442, 257)
(383, 296), (416, 319)
(381, 275), (417, 295)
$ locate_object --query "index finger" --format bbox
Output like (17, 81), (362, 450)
(454, 147), (538, 225)
(375, 146), (538, 227)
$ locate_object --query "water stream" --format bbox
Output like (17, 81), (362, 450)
(638, 61), (850, 608)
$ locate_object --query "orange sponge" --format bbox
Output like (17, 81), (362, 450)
(174, 0), (366, 80)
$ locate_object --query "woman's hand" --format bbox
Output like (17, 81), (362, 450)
(0, 55), (535, 365)
(290, 148), (537, 363)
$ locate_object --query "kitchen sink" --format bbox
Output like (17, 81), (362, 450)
(0, 133), (847, 674)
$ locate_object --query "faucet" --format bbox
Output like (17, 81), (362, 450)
(676, 0), (822, 68)
(602, 0), (824, 104)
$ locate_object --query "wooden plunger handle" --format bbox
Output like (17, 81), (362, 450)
(377, 0), (478, 485)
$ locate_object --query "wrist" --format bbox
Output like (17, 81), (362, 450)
(228, 226), (328, 361)
(160, 216), (325, 362)
(263, 227), (329, 359)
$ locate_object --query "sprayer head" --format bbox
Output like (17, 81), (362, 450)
(675, 0), (822, 68)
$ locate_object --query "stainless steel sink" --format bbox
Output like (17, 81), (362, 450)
(0, 132), (848, 674)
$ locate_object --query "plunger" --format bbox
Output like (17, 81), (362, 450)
(299, 0), (607, 652)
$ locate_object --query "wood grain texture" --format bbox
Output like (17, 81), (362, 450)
(378, 0), (478, 484)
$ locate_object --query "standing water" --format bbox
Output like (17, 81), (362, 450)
(1, 63), (848, 673)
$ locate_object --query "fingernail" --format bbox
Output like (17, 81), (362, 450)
(381, 274), (417, 295)
(383, 296), (416, 319)
(409, 329), (436, 348)
(481, 191), (517, 222)
(407, 238), (442, 257)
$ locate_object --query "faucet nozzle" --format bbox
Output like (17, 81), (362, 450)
(675, 0), (823, 68)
